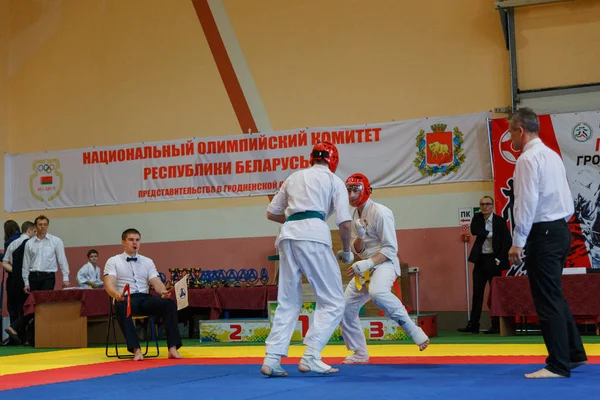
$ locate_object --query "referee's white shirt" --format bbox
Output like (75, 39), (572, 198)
(103, 253), (159, 294)
(513, 138), (574, 248)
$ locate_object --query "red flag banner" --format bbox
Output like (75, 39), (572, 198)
(491, 112), (599, 275)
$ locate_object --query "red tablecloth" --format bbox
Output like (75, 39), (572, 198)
(24, 286), (279, 319)
(215, 285), (278, 310)
(23, 289), (110, 317)
(490, 274), (600, 317)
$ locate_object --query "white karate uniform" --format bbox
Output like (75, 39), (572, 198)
(265, 164), (352, 356)
(341, 199), (428, 352)
(77, 262), (102, 288)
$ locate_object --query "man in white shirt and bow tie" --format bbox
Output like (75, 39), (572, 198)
(507, 108), (587, 379)
(103, 228), (183, 361)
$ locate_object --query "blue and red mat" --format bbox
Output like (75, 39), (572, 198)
(1, 344), (598, 398)
(1, 363), (598, 399)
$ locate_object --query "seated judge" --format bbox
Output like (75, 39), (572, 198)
(103, 228), (183, 361)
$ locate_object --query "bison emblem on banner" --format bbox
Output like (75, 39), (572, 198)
(414, 123), (465, 176)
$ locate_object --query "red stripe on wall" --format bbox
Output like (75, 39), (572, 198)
(191, 0), (258, 134)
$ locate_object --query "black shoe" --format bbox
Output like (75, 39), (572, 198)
(457, 322), (480, 333)
(484, 327), (499, 334)
(5, 328), (22, 345)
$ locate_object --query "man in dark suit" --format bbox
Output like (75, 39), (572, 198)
(458, 196), (512, 334)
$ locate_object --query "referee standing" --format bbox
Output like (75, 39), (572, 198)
(507, 108), (587, 379)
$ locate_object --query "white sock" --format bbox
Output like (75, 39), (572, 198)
(303, 345), (320, 359)
(264, 353), (281, 364)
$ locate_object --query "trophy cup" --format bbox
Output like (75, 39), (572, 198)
(192, 268), (202, 288)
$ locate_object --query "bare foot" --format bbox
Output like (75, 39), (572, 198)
(524, 368), (566, 379)
(168, 346), (184, 359)
(133, 348), (144, 361)
(419, 340), (429, 351)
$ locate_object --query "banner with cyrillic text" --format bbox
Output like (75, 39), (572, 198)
(4, 112), (492, 211)
(491, 110), (600, 274)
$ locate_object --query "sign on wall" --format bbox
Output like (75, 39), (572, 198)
(4, 112), (492, 212)
(491, 111), (600, 274)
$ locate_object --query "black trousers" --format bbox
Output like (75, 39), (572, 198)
(29, 271), (56, 291)
(11, 272), (56, 339)
(6, 277), (27, 329)
(115, 293), (182, 352)
(526, 219), (587, 377)
(470, 254), (501, 327)
(6, 276), (19, 324)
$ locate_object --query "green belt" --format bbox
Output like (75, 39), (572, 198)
(285, 211), (324, 222)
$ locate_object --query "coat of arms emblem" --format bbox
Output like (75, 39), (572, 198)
(29, 158), (64, 202)
(413, 123), (465, 176)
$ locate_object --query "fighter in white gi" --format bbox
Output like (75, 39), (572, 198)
(340, 173), (429, 364)
(261, 141), (354, 377)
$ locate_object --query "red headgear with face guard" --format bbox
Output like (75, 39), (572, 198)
(310, 141), (339, 173)
(345, 173), (371, 207)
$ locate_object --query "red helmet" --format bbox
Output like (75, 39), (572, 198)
(310, 141), (339, 173)
(345, 173), (371, 207)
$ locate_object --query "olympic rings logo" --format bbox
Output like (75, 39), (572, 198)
(37, 163), (55, 173)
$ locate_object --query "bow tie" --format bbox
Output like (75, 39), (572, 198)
(126, 257), (138, 262)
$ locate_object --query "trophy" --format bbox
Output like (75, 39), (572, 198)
(182, 268), (191, 280)
(169, 268), (180, 285)
(188, 268), (196, 288)
(259, 268), (269, 286)
(158, 272), (167, 284)
(207, 269), (219, 289)
(238, 269), (248, 287)
(201, 270), (212, 288)
(225, 269), (238, 287)
(176, 268), (186, 284)
(246, 268), (258, 287)
(218, 269), (227, 287)
(192, 268), (202, 288)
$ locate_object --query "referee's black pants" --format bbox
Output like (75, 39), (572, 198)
(115, 293), (182, 353)
(525, 219), (587, 377)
